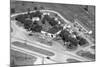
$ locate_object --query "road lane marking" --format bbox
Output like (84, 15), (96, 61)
(12, 41), (55, 56)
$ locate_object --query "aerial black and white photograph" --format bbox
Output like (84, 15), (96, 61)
(10, 0), (95, 66)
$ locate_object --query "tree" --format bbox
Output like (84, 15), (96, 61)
(76, 36), (88, 46)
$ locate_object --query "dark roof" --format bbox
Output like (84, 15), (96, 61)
(29, 11), (43, 19)
(65, 42), (78, 49)
(42, 15), (58, 26)
(47, 25), (63, 34)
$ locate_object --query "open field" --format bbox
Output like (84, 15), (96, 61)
(10, 49), (37, 66)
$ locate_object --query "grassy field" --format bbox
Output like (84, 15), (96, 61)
(10, 49), (37, 66)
